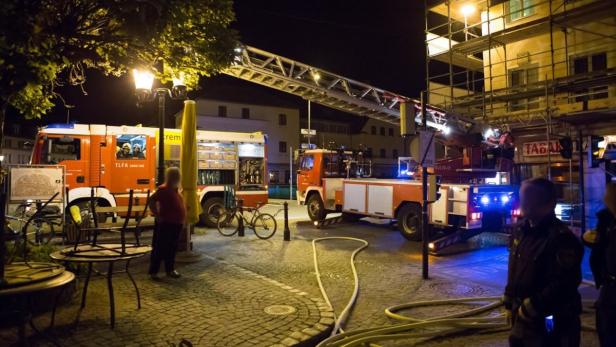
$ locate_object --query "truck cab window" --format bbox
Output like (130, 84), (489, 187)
(116, 135), (146, 160)
(300, 155), (314, 171)
(41, 137), (81, 164)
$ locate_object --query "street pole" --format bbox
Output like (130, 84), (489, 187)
(308, 100), (311, 147)
(0, 178), (5, 286)
(157, 90), (166, 186)
(578, 129), (586, 234)
(421, 91), (430, 280)
(289, 146), (293, 200)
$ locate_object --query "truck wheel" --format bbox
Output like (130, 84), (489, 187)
(306, 194), (326, 221)
(200, 197), (225, 228)
(397, 203), (423, 241)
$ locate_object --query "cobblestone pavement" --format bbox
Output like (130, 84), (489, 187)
(0, 254), (333, 346)
(195, 201), (600, 346)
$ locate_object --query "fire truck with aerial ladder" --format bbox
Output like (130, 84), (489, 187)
(296, 102), (519, 251)
(223, 45), (521, 250)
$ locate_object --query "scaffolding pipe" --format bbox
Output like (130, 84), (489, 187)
(546, 77), (552, 180)
(424, 0), (430, 110)
(487, 0), (494, 118)
(448, 0), (454, 106)
(563, 0), (570, 84)
(549, 0), (556, 81)
(578, 129), (586, 234)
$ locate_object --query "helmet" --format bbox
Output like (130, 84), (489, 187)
(122, 143), (131, 150)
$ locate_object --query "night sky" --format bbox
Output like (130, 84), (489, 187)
(8, 0), (427, 131)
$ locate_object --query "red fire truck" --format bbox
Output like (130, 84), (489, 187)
(297, 140), (519, 250)
(30, 123), (268, 226)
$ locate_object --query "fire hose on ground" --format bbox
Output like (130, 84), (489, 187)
(312, 237), (595, 347)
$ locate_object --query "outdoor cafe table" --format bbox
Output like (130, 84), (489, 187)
(50, 244), (152, 328)
(1, 264), (75, 345)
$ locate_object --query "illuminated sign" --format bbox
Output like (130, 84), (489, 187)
(238, 143), (264, 158)
(522, 140), (562, 157)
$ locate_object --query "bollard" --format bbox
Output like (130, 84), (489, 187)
(237, 199), (245, 237)
(283, 202), (290, 241)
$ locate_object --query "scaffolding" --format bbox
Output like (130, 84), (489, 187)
(425, 0), (616, 231)
(425, 0), (616, 128)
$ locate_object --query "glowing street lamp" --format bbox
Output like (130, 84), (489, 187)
(311, 70), (321, 82)
(460, 4), (476, 40)
(133, 68), (188, 184)
(133, 69), (154, 103)
(460, 3), (476, 17)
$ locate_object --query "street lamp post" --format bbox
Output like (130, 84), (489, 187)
(133, 70), (187, 185)
(307, 100), (311, 147)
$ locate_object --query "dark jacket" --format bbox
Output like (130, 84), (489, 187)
(588, 208), (616, 289)
(504, 214), (584, 321)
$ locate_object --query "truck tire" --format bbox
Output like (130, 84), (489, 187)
(397, 203), (423, 241)
(306, 194), (326, 221)
(200, 197), (225, 228)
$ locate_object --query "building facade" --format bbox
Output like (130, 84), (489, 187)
(1, 122), (35, 165)
(176, 98), (300, 185)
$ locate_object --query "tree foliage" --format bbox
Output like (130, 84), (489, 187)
(0, 0), (238, 119)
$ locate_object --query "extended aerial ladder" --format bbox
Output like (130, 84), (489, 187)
(225, 45), (475, 133)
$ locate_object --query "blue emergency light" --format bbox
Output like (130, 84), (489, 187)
(46, 123), (75, 129)
(478, 193), (513, 208)
(398, 169), (414, 177)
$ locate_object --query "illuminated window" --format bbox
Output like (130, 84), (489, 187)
(269, 170), (280, 183)
(507, 0), (535, 22)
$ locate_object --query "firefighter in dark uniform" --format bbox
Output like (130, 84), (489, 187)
(504, 178), (584, 347)
(583, 183), (616, 346)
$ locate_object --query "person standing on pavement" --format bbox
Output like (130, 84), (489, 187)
(504, 178), (584, 347)
(148, 167), (185, 280)
(583, 183), (616, 346)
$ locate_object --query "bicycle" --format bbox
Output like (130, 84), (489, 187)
(7, 214), (60, 246)
(9, 200), (64, 245)
(217, 201), (277, 239)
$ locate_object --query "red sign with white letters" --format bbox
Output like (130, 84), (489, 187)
(522, 140), (562, 157)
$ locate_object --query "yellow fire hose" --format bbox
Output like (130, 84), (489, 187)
(312, 237), (595, 347)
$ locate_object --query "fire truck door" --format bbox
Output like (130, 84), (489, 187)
(297, 154), (318, 193)
(109, 134), (154, 193)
